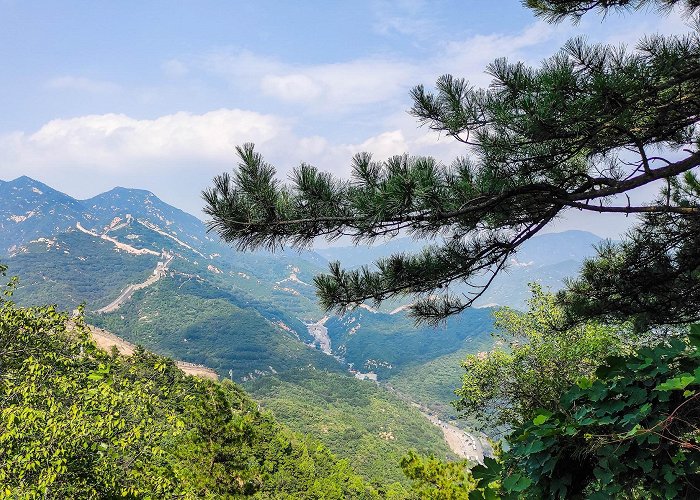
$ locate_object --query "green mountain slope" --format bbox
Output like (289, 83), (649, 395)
(386, 346), (487, 424)
(246, 369), (456, 486)
(0, 292), (380, 499)
(7, 229), (159, 309)
(89, 275), (341, 380)
(326, 307), (494, 379)
(0, 176), (509, 483)
(87, 274), (461, 487)
(0, 176), (91, 251)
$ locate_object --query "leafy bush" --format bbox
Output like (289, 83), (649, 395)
(470, 326), (700, 498)
(455, 286), (629, 433)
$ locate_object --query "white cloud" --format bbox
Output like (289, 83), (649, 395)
(0, 107), (448, 215)
(203, 49), (417, 113)
(0, 105), (471, 190)
(265, 59), (416, 112)
(434, 22), (564, 85)
(194, 20), (565, 118)
(46, 76), (121, 94)
(352, 130), (409, 159)
(0, 109), (290, 172)
(204, 13), (687, 119)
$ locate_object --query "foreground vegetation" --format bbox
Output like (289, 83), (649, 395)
(0, 269), (380, 498)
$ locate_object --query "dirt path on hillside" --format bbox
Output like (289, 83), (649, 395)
(88, 325), (218, 381)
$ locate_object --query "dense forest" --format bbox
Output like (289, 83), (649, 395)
(3, 265), (480, 498)
(246, 369), (456, 486)
(0, 269), (378, 498)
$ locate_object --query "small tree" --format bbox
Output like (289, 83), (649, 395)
(455, 285), (628, 433)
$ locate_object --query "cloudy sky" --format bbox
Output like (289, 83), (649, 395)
(0, 1), (691, 237)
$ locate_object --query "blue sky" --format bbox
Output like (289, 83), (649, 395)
(0, 0), (690, 237)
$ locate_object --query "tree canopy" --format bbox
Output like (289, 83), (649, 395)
(455, 285), (629, 433)
(203, 0), (700, 324)
(526, 0), (700, 22)
(561, 172), (700, 329)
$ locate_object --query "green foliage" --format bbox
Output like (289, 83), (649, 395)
(7, 231), (158, 310)
(470, 326), (700, 498)
(526, 0), (700, 23)
(89, 275), (341, 380)
(455, 285), (628, 432)
(0, 278), (378, 498)
(400, 451), (477, 499)
(387, 346), (486, 424)
(196, 0), (700, 496)
(326, 306), (494, 378)
(245, 369), (455, 488)
(561, 174), (700, 330)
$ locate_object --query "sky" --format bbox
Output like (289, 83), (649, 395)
(0, 0), (692, 238)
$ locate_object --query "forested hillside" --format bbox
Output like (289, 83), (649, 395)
(0, 176), (606, 451)
(0, 277), (380, 498)
(247, 370), (456, 485)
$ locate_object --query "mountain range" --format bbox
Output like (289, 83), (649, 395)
(0, 175), (606, 483)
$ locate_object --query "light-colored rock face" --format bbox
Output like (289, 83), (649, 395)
(9, 211), (37, 223)
(354, 371), (377, 382)
(307, 316), (332, 355)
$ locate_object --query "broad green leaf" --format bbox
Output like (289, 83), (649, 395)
(576, 377), (593, 389)
(655, 374), (696, 391)
(471, 457), (502, 483)
(689, 324), (700, 348)
(533, 414), (549, 425)
(502, 474), (532, 492)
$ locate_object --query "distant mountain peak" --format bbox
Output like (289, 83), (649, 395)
(84, 186), (157, 204)
(10, 175), (35, 183)
(0, 177), (220, 259)
(5, 175), (55, 192)
(104, 186), (155, 196)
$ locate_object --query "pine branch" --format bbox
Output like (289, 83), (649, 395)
(203, 24), (700, 322)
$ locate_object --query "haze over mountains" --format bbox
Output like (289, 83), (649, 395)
(0, 175), (608, 386)
(0, 174), (606, 483)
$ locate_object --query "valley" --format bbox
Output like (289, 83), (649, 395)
(0, 175), (600, 486)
